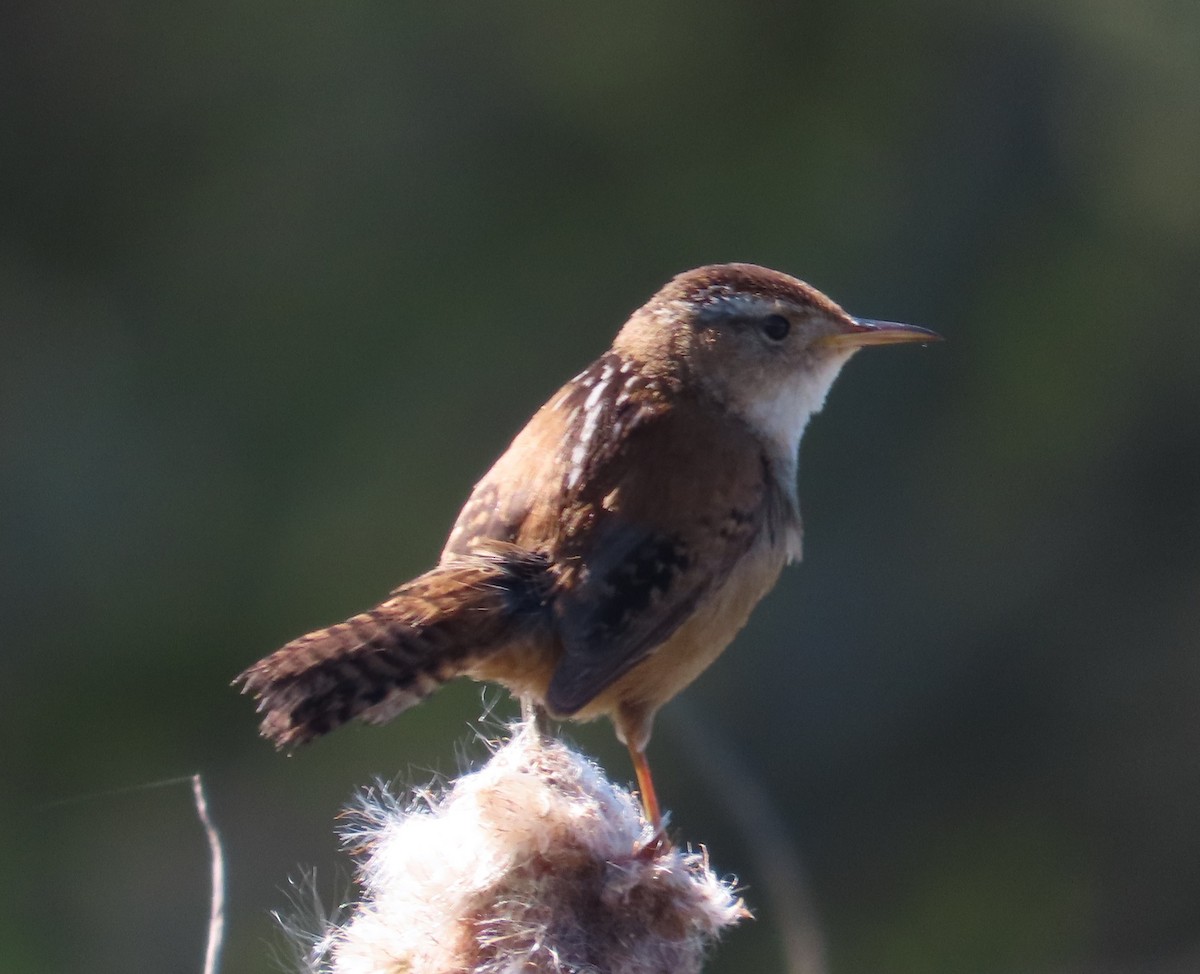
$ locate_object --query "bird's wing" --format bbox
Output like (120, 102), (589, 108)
(439, 349), (791, 716)
(544, 390), (785, 716)
(442, 350), (677, 559)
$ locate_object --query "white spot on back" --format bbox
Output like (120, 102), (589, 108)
(562, 356), (650, 492)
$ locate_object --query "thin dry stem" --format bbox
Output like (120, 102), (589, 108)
(193, 774), (226, 974)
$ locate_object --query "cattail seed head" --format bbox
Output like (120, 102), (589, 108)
(303, 724), (747, 974)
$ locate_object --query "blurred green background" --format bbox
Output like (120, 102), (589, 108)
(3, 1), (1199, 972)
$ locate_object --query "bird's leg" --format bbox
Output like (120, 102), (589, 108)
(520, 697), (553, 739)
(629, 745), (663, 832)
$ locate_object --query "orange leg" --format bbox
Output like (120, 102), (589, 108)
(629, 745), (663, 830)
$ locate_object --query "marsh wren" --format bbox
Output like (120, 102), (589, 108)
(237, 263), (938, 827)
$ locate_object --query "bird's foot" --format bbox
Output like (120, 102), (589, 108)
(633, 815), (672, 858)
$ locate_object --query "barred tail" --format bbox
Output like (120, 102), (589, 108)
(235, 545), (553, 747)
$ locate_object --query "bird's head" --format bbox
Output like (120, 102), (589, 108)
(616, 262), (940, 457)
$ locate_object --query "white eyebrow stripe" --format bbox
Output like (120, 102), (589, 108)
(695, 291), (781, 318)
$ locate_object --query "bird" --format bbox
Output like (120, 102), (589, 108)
(236, 262), (939, 829)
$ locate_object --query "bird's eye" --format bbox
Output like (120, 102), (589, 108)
(761, 314), (790, 341)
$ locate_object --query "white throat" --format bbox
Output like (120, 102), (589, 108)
(737, 350), (854, 564)
(741, 351), (855, 480)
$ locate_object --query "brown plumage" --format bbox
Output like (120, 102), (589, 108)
(238, 542), (554, 747)
(236, 263), (938, 826)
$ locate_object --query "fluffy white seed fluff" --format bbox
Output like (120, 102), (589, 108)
(301, 724), (748, 974)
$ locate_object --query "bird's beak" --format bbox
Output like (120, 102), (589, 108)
(819, 317), (943, 350)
